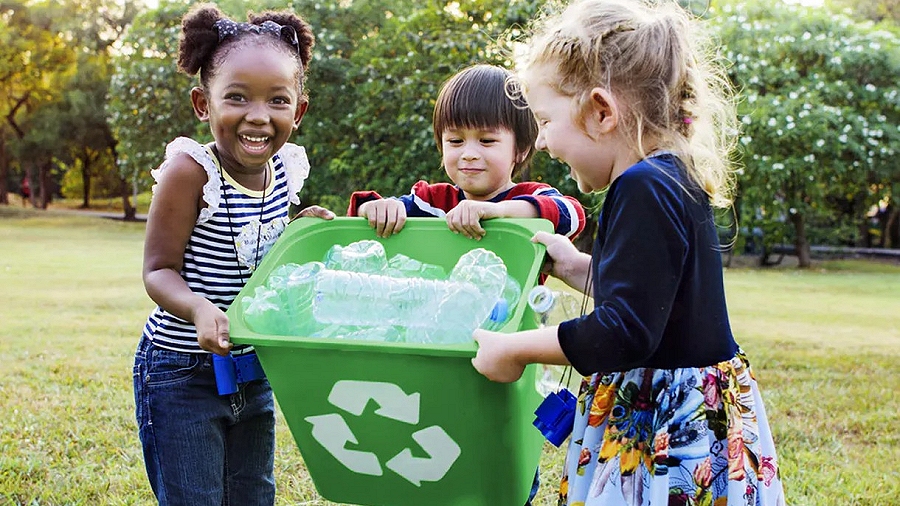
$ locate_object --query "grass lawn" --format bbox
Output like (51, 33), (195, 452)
(1, 206), (898, 505)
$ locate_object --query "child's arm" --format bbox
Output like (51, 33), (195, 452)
(142, 154), (232, 356)
(508, 184), (586, 239)
(349, 182), (457, 237)
(445, 183), (586, 240)
(471, 326), (568, 383)
(445, 200), (537, 240)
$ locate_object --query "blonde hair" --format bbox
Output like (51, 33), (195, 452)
(516, 0), (738, 207)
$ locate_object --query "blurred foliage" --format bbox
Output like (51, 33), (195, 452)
(4, 0), (900, 255)
(714, 0), (900, 258)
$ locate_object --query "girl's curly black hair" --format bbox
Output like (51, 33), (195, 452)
(177, 3), (315, 93)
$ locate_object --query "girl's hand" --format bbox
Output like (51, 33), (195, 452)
(295, 205), (336, 221)
(531, 231), (592, 291)
(471, 329), (526, 383)
(358, 199), (407, 237)
(445, 200), (490, 240)
(193, 301), (233, 356)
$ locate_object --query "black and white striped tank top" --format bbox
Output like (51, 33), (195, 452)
(142, 137), (309, 353)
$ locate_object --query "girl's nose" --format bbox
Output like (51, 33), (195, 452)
(535, 130), (548, 152)
(245, 103), (270, 124)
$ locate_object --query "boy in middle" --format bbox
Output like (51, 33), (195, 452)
(347, 64), (586, 242)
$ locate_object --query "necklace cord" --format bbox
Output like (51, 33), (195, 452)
(212, 146), (268, 283)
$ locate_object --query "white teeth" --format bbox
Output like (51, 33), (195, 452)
(242, 135), (268, 143)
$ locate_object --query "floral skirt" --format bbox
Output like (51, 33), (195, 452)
(558, 350), (784, 506)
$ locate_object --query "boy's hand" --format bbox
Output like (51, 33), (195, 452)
(293, 205), (336, 221)
(445, 200), (491, 240)
(358, 199), (407, 237)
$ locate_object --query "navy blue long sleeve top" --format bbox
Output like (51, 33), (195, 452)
(557, 154), (738, 375)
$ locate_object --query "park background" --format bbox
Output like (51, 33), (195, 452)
(1, 0), (899, 504)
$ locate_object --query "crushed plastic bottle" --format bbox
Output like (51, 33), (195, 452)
(480, 274), (522, 331)
(241, 243), (515, 344)
(241, 286), (287, 336)
(323, 240), (387, 273)
(385, 253), (447, 280)
(528, 285), (585, 396)
(311, 248), (507, 344)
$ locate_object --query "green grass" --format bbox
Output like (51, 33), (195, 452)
(12, 191), (152, 215)
(1, 205), (898, 505)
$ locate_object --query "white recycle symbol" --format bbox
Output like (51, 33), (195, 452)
(305, 380), (461, 486)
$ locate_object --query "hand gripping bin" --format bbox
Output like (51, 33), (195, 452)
(227, 217), (554, 506)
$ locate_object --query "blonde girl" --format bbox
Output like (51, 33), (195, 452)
(472, 0), (785, 504)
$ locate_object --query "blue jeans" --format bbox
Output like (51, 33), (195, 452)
(133, 336), (275, 505)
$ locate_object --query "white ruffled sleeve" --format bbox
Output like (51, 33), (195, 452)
(150, 137), (222, 225)
(277, 143), (310, 206)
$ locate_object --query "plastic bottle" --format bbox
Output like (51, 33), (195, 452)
(323, 240), (387, 273)
(241, 261), (324, 336)
(241, 286), (286, 335)
(528, 285), (585, 396)
(385, 253), (447, 280)
(312, 248), (507, 344)
(480, 274), (522, 331)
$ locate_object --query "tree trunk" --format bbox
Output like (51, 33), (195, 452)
(81, 156), (92, 209)
(0, 135), (8, 205)
(885, 207), (899, 249)
(859, 217), (872, 247)
(119, 175), (136, 221)
(789, 210), (811, 268)
(38, 161), (52, 209)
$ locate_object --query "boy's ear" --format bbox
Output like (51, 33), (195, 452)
(588, 87), (618, 134)
(293, 99), (309, 130)
(515, 146), (531, 164)
(191, 87), (210, 123)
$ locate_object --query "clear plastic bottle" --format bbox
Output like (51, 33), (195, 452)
(480, 274), (522, 331)
(322, 240), (387, 273)
(528, 285), (585, 396)
(241, 285), (286, 335)
(385, 253), (447, 280)
(312, 248), (507, 344)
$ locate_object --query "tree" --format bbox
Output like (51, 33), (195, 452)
(0, 0), (74, 207)
(713, 0), (900, 266)
(829, 0), (900, 24)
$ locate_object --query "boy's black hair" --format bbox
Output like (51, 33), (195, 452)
(177, 3), (315, 94)
(433, 64), (539, 177)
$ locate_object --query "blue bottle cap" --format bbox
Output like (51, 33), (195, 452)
(489, 298), (509, 322)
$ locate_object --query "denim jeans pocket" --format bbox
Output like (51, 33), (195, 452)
(146, 347), (204, 387)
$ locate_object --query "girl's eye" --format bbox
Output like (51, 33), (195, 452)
(481, 138), (497, 144)
(446, 138), (463, 145)
(272, 97), (290, 105)
(225, 94), (246, 102)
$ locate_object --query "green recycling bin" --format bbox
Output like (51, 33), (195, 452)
(227, 217), (553, 506)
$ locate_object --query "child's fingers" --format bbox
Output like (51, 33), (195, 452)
(531, 230), (557, 246)
(388, 207), (406, 235)
(301, 205), (336, 220)
(447, 209), (485, 239)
